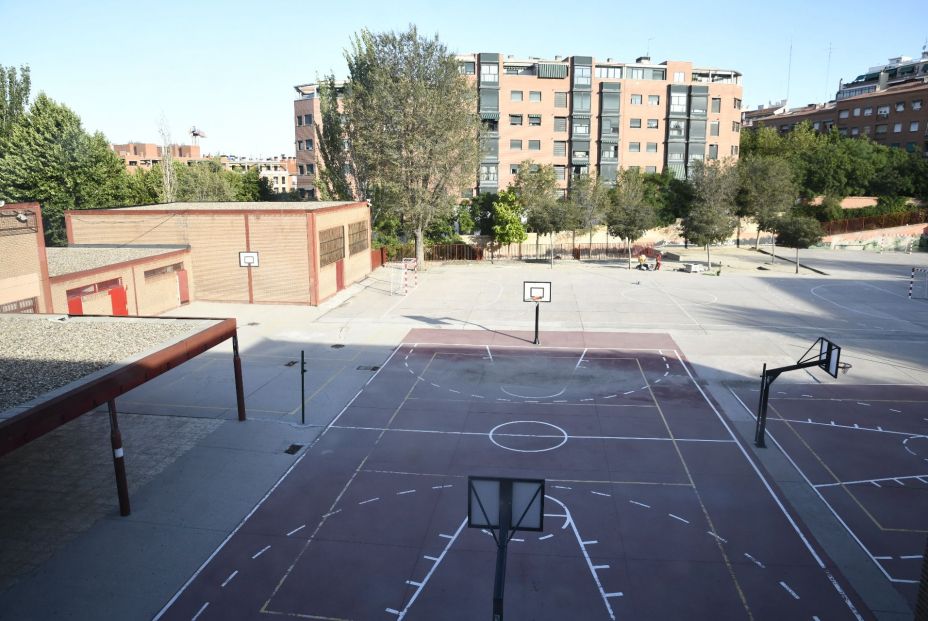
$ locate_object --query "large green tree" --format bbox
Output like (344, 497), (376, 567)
(513, 160), (559, 257)
(314, 75), (359, 202)
(0, 65), (30, 154)
(684, 160), (739, 269)
(341, 26), (481, 265)
(489, 189), (527, 261)
(606, 168), (657, 269)
(566, 173), (608, 249)
(776, 215), (823, 274)
(737, 155), (798, 253)
(0, 93), (128, 245)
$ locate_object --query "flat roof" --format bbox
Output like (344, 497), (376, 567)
(0, 315), (218, 414)
(45, 245), (188, 277)
(72, 201), (362, 213)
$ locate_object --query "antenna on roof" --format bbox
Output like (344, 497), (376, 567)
(824, 42), (833, 101)
(189, 126), (207, 145)
(785, 37), (793, 106)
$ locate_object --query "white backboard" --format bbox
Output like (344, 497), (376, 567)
(523, 281), (552, 303)
(468, 476), (545, 532)
(239, 251), (259, 268)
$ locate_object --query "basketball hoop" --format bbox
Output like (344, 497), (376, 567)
(837, 361), (852, 375)
(530, 295), (542, 303)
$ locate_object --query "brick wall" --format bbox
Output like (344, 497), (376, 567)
(248, 214), (311, 303)
(314, 204), (371, 303)
(1, 208), (49, 311)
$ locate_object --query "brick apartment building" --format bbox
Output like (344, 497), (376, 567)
(293, 54), (743, 198)
(750, 52), (928, 157)
(223, 156), (298, 195)
(110, 143), (204, 172)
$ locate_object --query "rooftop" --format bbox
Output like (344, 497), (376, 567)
(45, 245), (188, 277)
(68, 201), (363, 214)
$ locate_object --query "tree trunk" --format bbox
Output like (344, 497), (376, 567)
(795, 247), (799, 274)
(415, 228), (425, 267)
(755, 229), (761, 250)
(589, 226), (593, 259)
(627, 238), (632, 270)
(736, 217), (741, 248)
(535, 233), (539, 260)
(771, 237), (776, 263)
(706, 244), (711, 270)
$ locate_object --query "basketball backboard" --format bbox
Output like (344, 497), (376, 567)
(239, 252), (259, 268)
(818, 338), (841, 378)
(468, 476), (545, 532)
(523, 281), (552, 303)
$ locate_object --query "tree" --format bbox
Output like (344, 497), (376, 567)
(606, 168), (656, 269)
(315, 75), (360, 202)
(684, 160), (739, 270)
(341, 26), (481, 266)
(174, 159), (237, 202)
(0, 93), (128, 245)
(0, 65), (30, 153)
(513, 160), (559, 257)
(236, 167), (274, 201)
(776, 215), (823, 274)
(566, 173), (608, 249)
(737, 155), (798, 255)
(489, 189), (526, 262)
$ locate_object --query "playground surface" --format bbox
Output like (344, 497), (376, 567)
(732, 383), (928, 608)
(156, 329), (867, 621)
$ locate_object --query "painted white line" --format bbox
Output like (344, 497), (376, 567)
(779, 581), (800, 599)
(668, 513), (690, 524)
(471, 394), (484, 399)
(604, 394), (617, 399)
(386, 608), (401, 615)
(857, 402), (870, 407)
(918, 477), (928, 484)
(872, 481), (882, 487)
(512, 538), (525, 542)
(359, 497), (380, 505)
(707, 531), (728, 543)
(251, 545), (271, 559)
(486, 345), (493, 363)
(553, 399), (568, 403)
(894, 479), (905, 486)
(591, 491), (611, 497)
(406, 580), (421, 586)
(539, 534), (554, 540)
(629, 500), (651, 509)
(545, 513), (568, 518)
(439, 534), (453, 539)
(581, 398), (594, 402)
(430, 383), (440, 388)
(220, 570), (238, 588)
(890, 408), (902, 413)
(605, 592), (624, 598)
(825, 569), (864, 618)
(874, 556), (892, 560)
(449, 389), (461, 394)
(593, 564), (610, 570)
(431, 484), (453, 490)
(900, 555), (923, 560)
(623, 391), (635, 395)
(322, 509), (341, 518)
(286, 524), (306, 537)
(395, 518), (468, 620)
(744, 553), (766, 569)
(553, 485), (573, 490)
(191, 602), (209, 621)
(815, 472), (928, 488)
(424, 555), (439, 562)
(576, 349), (588, 370)
(583, 540), (599, 545)
(397, 489), (416, 495)
(802, 394), (813, 398)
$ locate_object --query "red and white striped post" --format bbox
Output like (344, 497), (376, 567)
(107, 400), (131, 516)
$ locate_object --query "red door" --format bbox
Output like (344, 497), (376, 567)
(335, 259), (345, 291)
(109, 286), (129, 316)
(67, 296), (83, 315)
(176, 269), (190, 304)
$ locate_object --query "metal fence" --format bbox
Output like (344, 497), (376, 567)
(822, 210), (928, 235)
(376, 241), (657, 263)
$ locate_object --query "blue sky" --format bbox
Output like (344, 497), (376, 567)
(1, 0), (925, 157)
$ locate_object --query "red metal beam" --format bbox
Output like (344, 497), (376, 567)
(0, 317), (243, 458)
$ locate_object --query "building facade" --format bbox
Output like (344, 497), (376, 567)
(223, 156), (298, 195)
(293, 55), (742, 198)
(110, 143), (204, 172)
(0, 202), (52, 313)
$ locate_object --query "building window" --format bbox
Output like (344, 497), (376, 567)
(862, 126), (871, 135)
(602, 144), (618, 159)
(554, 165), (566, 180)
(319, 226), (345, 267)
(297, 140), (303, 151)
(480, 164), (498, 182)
(573, 92), (591, 113)
(670, 94), (687, 114)
(554, 141), (567, 156)
(530, 91), (541, 102)
(708, 144), (718, 159)
(573, 118), (590, 134)
(875, 124), (887, 134)
(554, 117), (568, 132)
(911, 121), (920, 132)
(894, 122), (903, 133)
(601, 118), (619, 135)
(711, 98), (721, 113)
(895, 102), (905, 112)
(629, 142), (640, 152)
(510, 114), (523, 126)
(630, 94), (643, 105)
(306, 164), (315, 174)
(646, 142), (658, 153)
(647, 119), (659, 129)
(510, 139), (522, 150)
(298, 164), (305, 175)
(304, 139), (313, 151)
(510, 165), (519, 175)
(304, 114), (312, 125)
(648, 95), (660, 105)
(645, 166), (657, 173)
(572, 148), (590, 159)
(529, 114), (542, 126)
(596, 66), (622, 78)
(574, 65), (591, 87)
(669, 120), (686, 137)
(296, 115), (303, 126)
(913, 99), (923, 111)
(555, 92), (568, 108)
(863, 107), (873, 116)
(853, 108), (861, 117)
(838, 109), (849, 119)
(480, 63), (498, 83)
(877, 105), (890, 117)
(732, 121), (741, 132)
(673, 71), (685, 83)
(710, 121), (720, 136)
(511, 90), (523, 102)
(731, 145), (739, 156)
(459, 61), (475, 75)
(348, 221), (369, 255)
(733, 98), (742, 109)
(529, 139), (541, 151)
(630, 118), (642, 128)
(0, 296), (38, 314)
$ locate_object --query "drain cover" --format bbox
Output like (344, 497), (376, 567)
(356, 365), (381, 371)
(331, 344), (345, 349)
(284, 444), (304, 455)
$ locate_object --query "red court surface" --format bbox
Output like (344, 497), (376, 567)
(156, 330), (868, 620)
(733, 383), (928, 607)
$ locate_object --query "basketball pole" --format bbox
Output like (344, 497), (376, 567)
(492, 481), (513, 621)
(533, 301), (540, 345)
(301, 349), (306, 425)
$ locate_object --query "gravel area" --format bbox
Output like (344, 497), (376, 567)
(45, 246), (187, 277)
(0, 316), (215, 412)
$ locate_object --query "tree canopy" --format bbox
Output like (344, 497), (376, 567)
(684, 160), (739, 268)
(776, 214), (823, 273)
(0, 64), (31, 154)
(606, 168), (657, 268)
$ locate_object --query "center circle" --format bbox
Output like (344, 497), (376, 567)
(489, 420), (568, 453)
(902, 435), (928, 459)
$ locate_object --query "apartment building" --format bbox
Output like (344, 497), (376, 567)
(223, 155), (298, 194)
(110, 143), (204, 171)
(292, 55), (742, 197)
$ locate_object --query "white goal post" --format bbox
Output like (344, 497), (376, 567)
(908, 267), (928, 300)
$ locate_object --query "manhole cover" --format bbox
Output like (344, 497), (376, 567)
(331, 344), (345, 349)
(356, 365), (381, 371)
(284, 444), (304, 455)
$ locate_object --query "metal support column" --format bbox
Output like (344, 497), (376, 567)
(533, 302), (540, 345)
(107, 400), (131, 516)
(301, 349), (307, 425)
(232, 333), (247, 421)
(492, 480), (513, 621)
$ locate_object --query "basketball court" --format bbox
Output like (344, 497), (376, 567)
(151, 327), (870, 621)
(732, 382), (928, 607)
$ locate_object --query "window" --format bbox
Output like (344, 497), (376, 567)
(731, 145), (740, 156)
(862, 126), (871, 135)
(669, 119), (686, 137)
(596, 66), (622, 78)
(0, 296), (38, 314)
(574, 65), (591, 87)
(305, 139), (313, 151)
(646, 142), (658, 153)
(631, 94), (643, 105)
(670, 94), (687, 114)
(555, 92), (568, 107)
(510, 139), (522, 150)
(319, 226), (345, 267)
(554, 165), (566, 180)
(630, 118), (642, 128)
(554, 117), (568, 132)
(648, 95), (660, 105)
(668, 149), (684, 161)
(911, 121), (920, 132)
(894, 122), (903, 133)
(553, 141), (567, 156)
(510, 165), (519, 175)
(510, 114), (523, 126)
(298, 165), (304, 175)
(732, 121), (741, 132)
(304, 114), (312, 125)
(875, 124), (887, 134)
(480, 164), (498, 182)
(297, 140), (303, 151)
(529, 140), (541, 151)
(708, 144), (718, 159)
(733, 98), (742, 109)
(711, 98), (721, 113)
(307, 163), (315, 174)
(529, 115), (541, 126)
(673, 71), (685, 83)
(601, 92), (620, 112)
(511, 90), (523, 102)
(530, 91), (541, 102)
(629, 142), (641, 152)
(853, 108), (861, 117)
(601, 118), (619, 135)
(573, 92), (591, 113)
(877, 105), (890, 117)
(573, 118), (590, 135)
(348, 221), (369, 255)
(690, 96), (708, 115)
(895, 102), (905, 112)
(710, 121), (720, 136)
(913, 99), (923, 111)
(647, 119), (659, 129)
(628, 68), (644, 79)
(459, 61), (475, 75)
(296, 115), (303, 126)
(572, 148), (589, 159)
(645, 166), (657, 173)
(480, 63), (498, 83)
(838, 109), (849, 119)
(863, 107), (873, 116)
(602, 144), (618, 159)
(482, 119), (499, 132)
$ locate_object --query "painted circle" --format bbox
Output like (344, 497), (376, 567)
(489, 420), (569, 453)
(902, 435), (928, 459)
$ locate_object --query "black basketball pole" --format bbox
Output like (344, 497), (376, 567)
(492, 481), (513, 621)
(755, 358), (826, 448)
(533, 302), (540, 345)
(300, 350), (307, 425)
